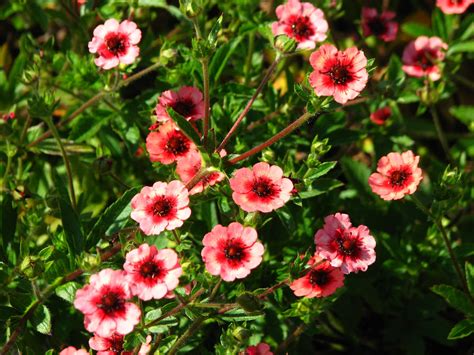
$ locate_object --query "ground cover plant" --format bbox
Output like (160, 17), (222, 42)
(1, 0), (474, 353)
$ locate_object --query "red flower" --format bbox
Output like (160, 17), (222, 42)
(290, 255), (345, 298)
(370, 106), (391, 125)
(88, 19), (141, 70)
(59, 347), (88, 355)
(155, 86), (205, 123)
(89, 333), (151, 355)
(309, 44), (368, 104)
(361, 7), (398, 42)
(146, 121), (196, 165)
(402, 36), (448, 81)
(436, 0), (473, 14)
(201, 222), (264, 282)
(368, 150), (423, 200)
(130, 180), (191, 235)
(245, 342), (274, 355)
(315, 213), (376, 274)
(124, 244), (183, 301)
(73, 269), (141, 338)
(271, 0), (328, 50)
(176, 149), (225, 195)
(230, 162), (293, 213)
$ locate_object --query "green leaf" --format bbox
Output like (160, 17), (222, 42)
(208, 15), (223, 49)
(304, 161), (337, 181)
(432, 8), (448, 41)
(466, 262), (474, 296)
(431, 284), (474, 315)
(219, 309), (265, 322)
(448, 319), (474, 339)
(299, 178), (343, 199)
(32, 305), (51, 335)
(386, 55), (405, 88)
(53, 171), (84, 256)
(55, 282), (81, 303)
(86, 187), (140, 249)
(450, 106), (474, 124)
(145, 309), (162, 322)
(167, 108), (202, 147)
(209, 36), (243, 85)
(401, 22), (432, 37)
(448, 41), (474, 55)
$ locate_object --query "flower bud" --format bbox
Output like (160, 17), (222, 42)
(236, 292), (262, 312)
(20, 256), (44, 279)
(179, 0), (203, 18)
(274, 35), (298, 54)
(232, 326), (251, 342)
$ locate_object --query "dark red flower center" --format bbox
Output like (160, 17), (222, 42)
(104, 32), (129, 56)
(152, 197), (174, 217)
(368, 17), (387, 36)
(390, 169), (410, 187)
(140, 261), (162, 279)
(166, 132), (190, 156)
(309, 269), (329, 286)
(290, 16), (314, 40)
(336, 237), (357, 255)
(324, 63), (352, 85)
(224, 244), (244, 260)
(99, 291), (125, 314)
(252, 177), (277, 198)
(109, 334), (125, 352)
(172, 99), (195, 117)
(416, 50), (438, 70)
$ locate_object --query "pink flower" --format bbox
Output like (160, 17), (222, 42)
(89, 333), (129, 355)
(290, 255), (345, 297)
(271, 0), (328, 50)
(74, 269), (141, 338)
(368, 150), (423, 200)
(402, 36), (448, 81)
(229, 162), (293, 213)
(309, 44), (368, 104)
(314, 213), (376, 274)
(155, 86), (205, 123)
(370, 106), (391, 125)
(130, 181), (191, 235)
(59, 347), (89, 355)
(176, 149), (225, 195)
(361, 7), (398, 42)
(124, 244), (182, 301)
(88, 19), (141, 70)
(436, 0), (473, 14)
(146, 121), (196, 165)
(201, 222), (264, 282)
(245, 342), (274, 355)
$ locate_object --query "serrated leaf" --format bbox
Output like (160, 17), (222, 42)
(32, 305), (51, 335)
(55, 282), (80, 303)
(448, 319), (474, 339)
(208, 15), (223, 48)
(219, 309), (265, 322)
(86, 187), (140, 249)
(304, 161), (337, 181)
(431, 284), (474, 315)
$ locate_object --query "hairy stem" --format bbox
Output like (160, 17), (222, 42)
(168, 316), (206, 355)
(410, 195), (472, 302)
(228, 111), (313, 164)
(44, 116), (77, 210)
(431, 106), (454, 164)
(217, 54), (282, 152)
(275, 323), (306, 354)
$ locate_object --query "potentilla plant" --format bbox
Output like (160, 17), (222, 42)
(1, 0), (474, 354)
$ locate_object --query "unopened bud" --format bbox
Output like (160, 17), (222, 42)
(274, 35), (298, 54)
(236, 292), (262, 312)
(20, 256), (44, 279)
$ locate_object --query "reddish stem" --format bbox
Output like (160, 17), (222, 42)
(216, 55), (281, 152)
(228, 111), (312, 165)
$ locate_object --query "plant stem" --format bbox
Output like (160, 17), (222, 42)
(216, 54), (282, 152)
(244, 32), (255, 85)
(228, 111), (313, 164)
(26, 61), (163, 148)
(430, 106), (454, 164)
(410, 194), (472, 302)
(209, 279), (222, 300)
(275, 323), (306, 354)
(44, 116), (77, 210)
(185, 167), (216, 191)
(201, 57), (211, 144)
(168, 316), (206, 355)
(172, 230), (181, 244)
